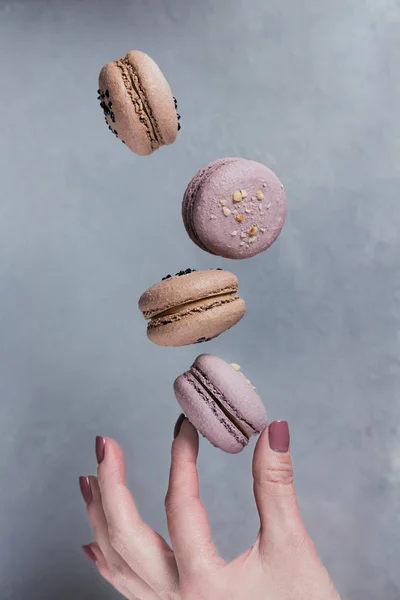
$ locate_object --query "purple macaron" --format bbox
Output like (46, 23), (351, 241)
(182, 158), (287, 259)
(173, 354), (268, 453)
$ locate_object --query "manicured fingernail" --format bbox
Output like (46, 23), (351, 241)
(82, 545), (97, 564)
(174, 413), (185, 439)
(269, 420), (290, 452)
(79, 476), (93, 505)
(96, 436), (106, 464)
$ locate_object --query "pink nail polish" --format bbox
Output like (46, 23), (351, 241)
(82, 545), (97, 564)
(268, 420), (290, 452)
(79, 476), (93, 505)
(95, 436), (105, 464)
(174, 414), (185, 439)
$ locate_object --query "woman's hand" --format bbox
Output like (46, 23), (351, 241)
(79, 418), (341, 600)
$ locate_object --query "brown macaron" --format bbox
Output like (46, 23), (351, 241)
(98, 50), (180, 155)
(138, 269), (246, 347)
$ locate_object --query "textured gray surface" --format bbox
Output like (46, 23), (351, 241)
(0, 0), (399, 598)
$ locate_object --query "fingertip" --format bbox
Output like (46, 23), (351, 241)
(258, 426), (270, 446)
(268, 420), (290, 453)
(253, 421), (291, 470)
(95, 436), (106, 465)
(97, 437), (126, 485)
(82, 544), (98, 564)
(85, 476), (101, 512)
(87, 474), (98, 486)
(173, 413), (186, 439)
(82, 543), (109, 576)
(252, 427), (270, 471)
(181, 417), (198, 438)
(173, 416), (199, 450)
(102, 436), (124, 457)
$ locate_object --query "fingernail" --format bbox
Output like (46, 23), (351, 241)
(82, 545), (97, 564)
(269, 420), (290, 452)
(79, 476), (93, 505)
(95, 436), (105, 464)
(174, 413), (185, 439)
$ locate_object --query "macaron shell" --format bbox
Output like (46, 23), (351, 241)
(126, 51), (178, 146)
(147, 295), (245, 346)
(184, 158), (287, 259)
(182, 158), (239, 251)
(99, 61), (152, 155)
(139, 270), (239, 319)
(193, 354), (268, 433)
(174, 374), (247, 453)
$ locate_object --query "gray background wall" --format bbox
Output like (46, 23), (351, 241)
(0, 0), (399, 598)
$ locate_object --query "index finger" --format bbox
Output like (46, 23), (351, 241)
(165, 417), (224, 577)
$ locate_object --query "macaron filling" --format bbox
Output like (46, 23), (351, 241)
(152, 292), (237, 319)
(116, 54), (163, 149)
(141, 271), (240, 320)
(147, 293), (242, 328)
(188, 366), (252, 441)
(139, 269), (245, 347)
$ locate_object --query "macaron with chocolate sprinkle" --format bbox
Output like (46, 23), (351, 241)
(98, 50), (180, 155)
(138, 269), (246, 347)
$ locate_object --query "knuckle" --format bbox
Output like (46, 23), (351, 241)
(165, 490), (197, 520)
(108, 525), (128, 556)
(159, 592), (181, 600)
(256, 456), (294, 491)
(258, 530), (309, 564)
(164, 492), (180, 520)
(282, 530), (309, 554)
(109, 561), (129, 588)
(180, 576), (217, 600)
(97, 563), (112, 584)
(109, 462), (125, 485)
(171, 448), (197, 474)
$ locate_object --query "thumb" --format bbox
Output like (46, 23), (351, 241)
(253, 421), (307, 552)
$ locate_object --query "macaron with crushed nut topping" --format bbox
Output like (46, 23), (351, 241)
(182, 158), (286, 259)
(138, 269), (246, 347)
(98, 50), (180, 155)
(174, 354), (268, 453)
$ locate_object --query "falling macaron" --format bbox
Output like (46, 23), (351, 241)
(174, 355), (268, 453)
(182, 158), (287, 259)
(98, 50), (180, 155)
(138, 269), (246, 347)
